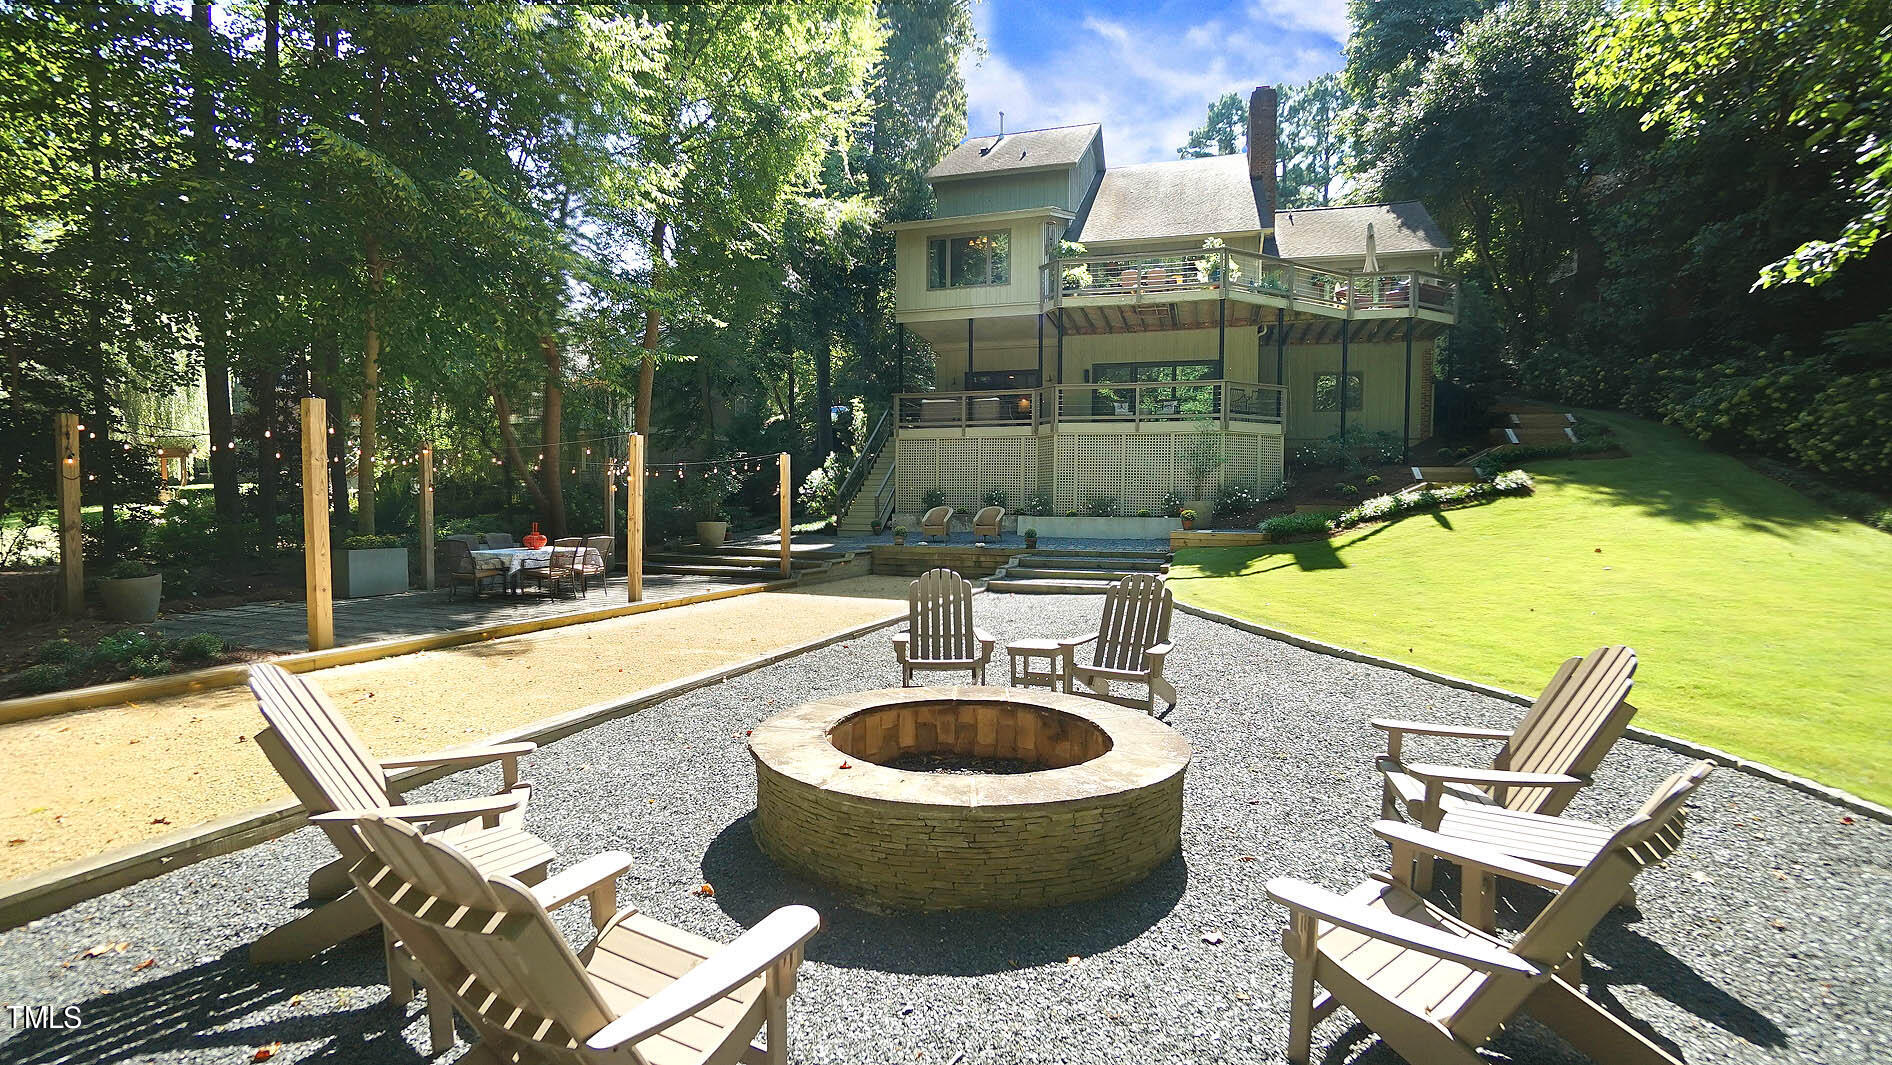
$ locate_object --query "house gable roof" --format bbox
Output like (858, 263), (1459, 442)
(1272, 201), (1451, 260)
(926, 124), (1102, 182)
(1068, 154), (1265, 244)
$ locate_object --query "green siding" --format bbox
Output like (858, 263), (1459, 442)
(935, 170), (1070, 217)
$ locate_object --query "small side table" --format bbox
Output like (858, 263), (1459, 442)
(1007, 639), (1064, 690)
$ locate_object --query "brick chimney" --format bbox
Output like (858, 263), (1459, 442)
(1248, 85), (1278, 224)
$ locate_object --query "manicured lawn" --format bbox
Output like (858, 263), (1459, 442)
(1171, 412), (1892, 805)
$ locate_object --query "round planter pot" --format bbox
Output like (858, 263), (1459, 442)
(695, 521), (729, 549)
(98, 574), (161, 622)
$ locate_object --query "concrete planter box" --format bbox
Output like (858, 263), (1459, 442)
(98, 574), (161, 622)
(1025, 515), (1182, 539)
(334, 547), (410, 598)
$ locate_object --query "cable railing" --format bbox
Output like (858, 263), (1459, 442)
(893, 380), (1286, 431)
(1043, 248), (1457, 319)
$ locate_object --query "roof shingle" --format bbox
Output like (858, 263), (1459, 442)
(1272, 202), (1451, 259)
(926, 124), (1101, 181)
(1068, 154), (1264, 244)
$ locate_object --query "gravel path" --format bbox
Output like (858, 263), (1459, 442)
(2, 593), (1886, 1065)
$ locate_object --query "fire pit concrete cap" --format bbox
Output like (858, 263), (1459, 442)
(747, 685), (1192, 808)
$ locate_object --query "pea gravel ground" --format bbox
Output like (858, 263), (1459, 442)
(1, 592), (1887, 1065)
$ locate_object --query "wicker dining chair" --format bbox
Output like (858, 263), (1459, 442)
(436, 539), (506, 599)
(519, 543), (580, 598)
(582, 535), (613, 595)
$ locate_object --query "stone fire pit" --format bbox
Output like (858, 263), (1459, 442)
(749, 686), (1191, 911)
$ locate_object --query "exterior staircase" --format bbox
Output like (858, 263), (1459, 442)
(642, 545), (853, 582)
(1487, 406), (1578, 446)
(986, 550), (1172, 594)
(836, 443), (896, 536)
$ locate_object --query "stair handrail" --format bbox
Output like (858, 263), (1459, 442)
(871, 460), (896, 533)
(832, 407), (891, 520)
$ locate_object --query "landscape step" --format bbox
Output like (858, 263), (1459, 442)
(986, 576), (1122, 594)
(1012, 555), (1168, 571)
(994, 566), (1160, 582)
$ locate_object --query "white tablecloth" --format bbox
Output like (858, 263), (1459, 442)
(471, 547), (605, 575)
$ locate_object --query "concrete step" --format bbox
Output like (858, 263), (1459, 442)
(1508, 412), (1575, 428)
(1512, 427), (1577, 445)
(1410, 465), (1483, 483)
(986, 577), (1121, 594)
(1025, 548), (1172, 561)
(1012, 554), (1167, 572)
(994, 566), (1156, 582)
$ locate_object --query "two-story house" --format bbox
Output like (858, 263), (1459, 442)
(846, 85), (1457, 531)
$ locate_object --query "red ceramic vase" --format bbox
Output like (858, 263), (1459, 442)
(522, 522), (547, 549)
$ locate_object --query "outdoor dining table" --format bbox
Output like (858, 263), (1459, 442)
(470, 546), (605, 595)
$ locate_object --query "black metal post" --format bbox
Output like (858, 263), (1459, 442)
(966, 318), (974, 386)
(1338, 322), (1350, 438)
(1402, 317), (1415, 461)
(1036, 312), (1044, 383)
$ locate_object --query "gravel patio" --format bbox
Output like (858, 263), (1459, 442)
(1, 592), (1885, 1065)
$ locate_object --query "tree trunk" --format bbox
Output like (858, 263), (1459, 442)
(253, 0), (281, 553)
(538, 333), (566, 538)
(635, 216), (667, 436)
(192, 1), (239, 534)
(493, 387), (550, 514)
(313, 323), (348, 526)
(87, 3), (115, 553)
(356, 234), (383, 534)
(814, 327), (833, 463)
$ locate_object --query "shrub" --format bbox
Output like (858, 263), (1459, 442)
(1333, 482), (1360, 498)
(796, 452), (845, 519)
(1258, 481), (1289, 503)
(891, 525), (907, 537)
(1135, 509), (1152, 517)
(1365, 474), (1382, 487)
(920, 487), (947, 509)
(125, 654), (171, 677)
(1025, 527), (1038, 539)
(1211, 483), (1258, 520)
(1159, 491), (1185, 517)
(1258, 511), (1337, 540)
(340, 534), (404, 550)
(1472, 440), (1616, 477)
(1065, 509), (1079, 517)
(15, 663), (68, 695)
(94, 628), (163, 664)
(1081, 494), (1119, 517)
(101, 560), (152, 580)
(170, 632), (225, 663)
(1020, 492), (1052, 516)
(981, 487), (1010, 509)
(36, 638), (85, 665)
(1750, 458), (1892, 532)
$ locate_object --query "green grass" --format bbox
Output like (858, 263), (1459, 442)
(1172, 412), (1892, 805)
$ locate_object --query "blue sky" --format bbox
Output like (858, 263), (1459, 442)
(961, 0), (1349, 165)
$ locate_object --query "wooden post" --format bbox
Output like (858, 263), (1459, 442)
(604, 465), (616, 547)
(55, 413), (82, 615)
(1402, 317), (1415, 461)
(419, 446), (435, 591)
(625, 434), (644, 602)
(777, 452), (791, 578)
(300, 398), (334, 650)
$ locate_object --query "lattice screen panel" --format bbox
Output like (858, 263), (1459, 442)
(896, 436), (1035, 512)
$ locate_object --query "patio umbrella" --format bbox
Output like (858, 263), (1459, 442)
(1362, 221), (1380, 273)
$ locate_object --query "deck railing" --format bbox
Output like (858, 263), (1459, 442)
(895, 379), (1285, 431)
(1043, 247), (1457, 319)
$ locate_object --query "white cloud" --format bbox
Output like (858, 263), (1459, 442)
(959, 1), (1348, 165)
(1249, 0), (1351, 42)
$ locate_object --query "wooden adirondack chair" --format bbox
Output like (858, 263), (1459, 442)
(246, 663), (554, 965)
(1382, 760), (1715, 933)
(1373, 645), (1637, 890)
(891, 568), (995, 685)
(920, 506), (954, 541)
(333, 812), (822, 1065)
(1267, 762), (1702, 1065)
(1059, 573), (1177, 713)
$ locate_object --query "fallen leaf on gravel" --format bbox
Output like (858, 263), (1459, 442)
(1202, 932), (1224, 945)
(134, 958), (155, 971)
(1066, 955), (1081, 964)
(1841, 816), (1855, 825)
(6, 839), (23, 846)
(253, 1043), (282, 1061)
(1238, 856), (1256, 863)
(150, 817), (170, 825)
(693, 884), (715, 897)
(1771, 918), (1789, 930)
(80, 942), (128, 958)
(288, 995), (301, 1006)
(839, 761), (853, 769)
(1773, 870), (1789, 881)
